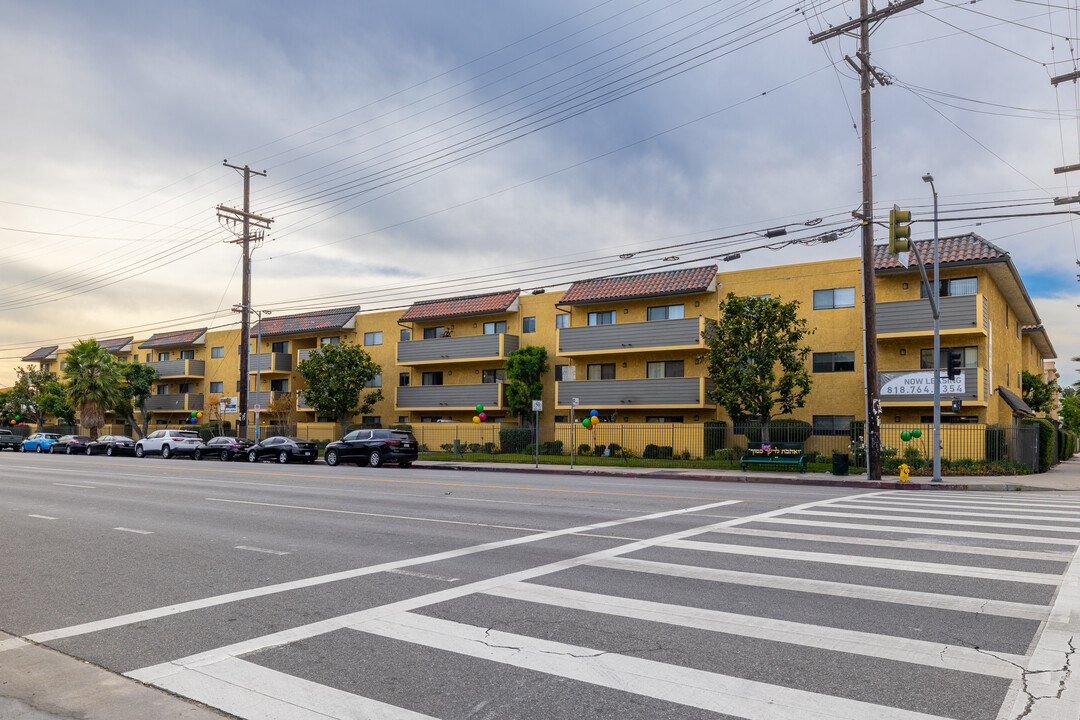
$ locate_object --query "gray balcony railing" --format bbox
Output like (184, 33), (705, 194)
(248, 352), (293, 373)
(395, 383), (502, 410)
(879, 367), (982, 403)
(555, 377), (715, 407)
(144, 393), (204, 412)
(297, 390), (314, 410)
(397, 334), (518, 365)
(249, 391), (288, 407)
(876, 294), (984, 335)
(149, 359), (205, 378)
(558, 317), (703, 355)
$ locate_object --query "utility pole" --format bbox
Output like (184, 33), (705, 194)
(810, 0), (922, 481)
(217, 162), (272, 441)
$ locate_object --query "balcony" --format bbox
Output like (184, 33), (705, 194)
(557, 317), (704, 357)
(555, 377), (716, 408)
(395, 383), (502, 411)
(149, 359), (205, 379)
(397, 334), (519, 366)
(877, 294), (987, 338)
(248, 352), (293, 375)
(879, 367), (986, 405)
(144, 393), (204, 412)
(297, 390), (314, 411)
(249, 391), (288, 408)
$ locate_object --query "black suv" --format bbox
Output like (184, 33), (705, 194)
(323, 429), (418, 468)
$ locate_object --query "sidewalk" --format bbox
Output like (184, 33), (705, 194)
(414, 455), (1080, 492)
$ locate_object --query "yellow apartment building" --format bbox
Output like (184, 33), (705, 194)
(18, 233), (1056, 437)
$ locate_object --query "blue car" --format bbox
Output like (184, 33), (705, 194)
(21, 433), (61, 453)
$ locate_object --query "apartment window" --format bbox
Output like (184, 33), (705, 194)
(522, 316), (536, 333)
(179, 349), (195, 360)
(813, 351), (856, 373)
(400, 328), (411, 341)
(399, 372), (410, 387)
(482, 369), (505, 383)
(1006, 363), (1011, 387)
(920, 346), (977, 369)
(211, 346), (225, 359)
(423, 327), (445, 339)
(483, 321), (507, 335)
(270, 341), (288, 353)
(813, 415), (855, 435)
(209, 381), (224, 393)
(398, 416), (409, 424)
(421, 417), (441, 423)
(178, 383), (193, 394)
(1005, 309), (1009, 329)
(157, 352), (170, 362)
(921, 276), (977, 299)
(156, 384), (169, 395)
(813, 287), (855, 309)
(363, 331), (382, 346)
(647, 305), (684, 321)
(361, 416), (381, 426)
(920, 415), (979, 424)
(366, 374), (382, 388)
(646, 416), (684, 423)
(320, 336), (340, 346)
(145, 353), (151, 362)
(587, 363), (616, 380)
(555, 314), (570, 329)
(270, 379), (289, 392)
(588, 310), (616, 326)
(422, 371), (443, 386)
(646, 360), (684, 378)
(236, 381), (242, 391)
(555, 365), (573, 381)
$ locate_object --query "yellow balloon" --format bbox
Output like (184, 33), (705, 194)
(472, 416), (481, 424)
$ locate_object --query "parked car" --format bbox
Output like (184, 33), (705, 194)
(135, 429), (202, 459)
(193, 436), (253, 461)
(21, 433), (61, 453)
(246, 436), (318, 464)
(323, 428), (418, 468)
(50, 435), (92, 454)
(0, 429), (23, 452)
(85, 435), (137, 457)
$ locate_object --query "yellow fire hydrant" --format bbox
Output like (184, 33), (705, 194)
(898, 463), (911, 483)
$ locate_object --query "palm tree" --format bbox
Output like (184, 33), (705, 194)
(63, 340), (124, 439)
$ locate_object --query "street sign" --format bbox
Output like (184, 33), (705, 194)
(532, 400), (542, 412)
(571, 397), (579, 408)
(253, 404), (261, 412)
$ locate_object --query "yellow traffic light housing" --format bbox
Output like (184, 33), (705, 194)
(888, 204), (912, 254)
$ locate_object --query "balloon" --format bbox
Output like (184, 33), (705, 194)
(582, 418), (590, 428)
(13, 415), (19, 420)
(478, 412), (486, 421)
(196, 412), (203, 419)
(911, 429), (922, 438)
(590, 409), (599, 417)
(588, 420), (595, 429)
(472, 416), (481, 424)
(475, 405), (484, 412)
(900, 430), (911, 442)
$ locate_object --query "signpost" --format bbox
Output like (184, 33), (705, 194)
(532, 399), (542, 468)
(570, 397), (579, 469)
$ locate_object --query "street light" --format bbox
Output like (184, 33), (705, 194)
(232, 304), (272, 441)
(922, 173), (942, 483)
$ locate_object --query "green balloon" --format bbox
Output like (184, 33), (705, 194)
(475, 404), (483, 412)
(900, 431), (912, 442)
(911, 429), (922, 438)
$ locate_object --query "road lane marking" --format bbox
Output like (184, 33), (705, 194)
(351, 612), (955, 720)
(825, 503), (1080, 524)
(388, 569), (458, 582)
(52, 483), (97, 489)
(793, 510), (1080, 535)
(759, 517), (1080, 545)
(235, 546), (290, 555)
(878, 491), (1080, 507)
(854, 497), (1080, 514)
(114, 527), (154, 535)
(27, 514), (57, 520)
(29, 498), (747, 644)
(484, 581), (1023, 677)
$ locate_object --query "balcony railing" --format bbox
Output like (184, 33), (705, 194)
(876, 294), (986, 336)
(879, 367), (983, 403)
(557, 317), (704, 356)
(144, 393), (204, 412)
(297, 390), (314, 411)
(396, 383), (502, 410)
(397, 334), (519, 365)
(149, 359), (205, 378)
(555, 377), (715, 408)
(249, 391), (288, 408)
(248, 352), (293, 374)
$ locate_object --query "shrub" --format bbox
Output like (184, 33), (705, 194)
(467, 443), (482, 453)
(578, 443), (592, 456)
(524, 443), (536, 456)
(703, 420), (726, 456)
(499, 427), (532, 454)
(616, 448), (637, 459)
(418, 443), (429, 452)
(390, 424), (413, 431)
(483, 442), (498, 454)
(607, 442), (622, 454)
(1022, 418), (1056, 473)
(539, 440), (564, 456)
(715, 448), (737, 461)
(902, 445), (923, 463)
(593, 444), (607, 457)
(681, 450), (691, 461)
(440, 443), (454, 453)
(743, 419), (812, 443)
(643, 444), (674, 460)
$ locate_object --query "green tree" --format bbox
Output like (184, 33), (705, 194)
(40, 380), (76, 426)
(702, 293), (813, 443)
(503, 346), (549, 423)
(1061, 395), (1080, 434)
(63, 340), (125, 439)
(1021, 370), (1059, 415)
(296, 342), (383, 439)
(112, 362), (158, 438)
(9, 365), (59, 430)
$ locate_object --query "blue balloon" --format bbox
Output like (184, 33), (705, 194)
(590, 409), (599, 417)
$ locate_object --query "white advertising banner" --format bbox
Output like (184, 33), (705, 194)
(221, 396), (239, 414)
(880, 371), (965, 397)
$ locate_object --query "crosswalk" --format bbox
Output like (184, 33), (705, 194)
(122, 489), (1080, 719)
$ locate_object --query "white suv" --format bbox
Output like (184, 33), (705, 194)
(135, 430), (202, 459)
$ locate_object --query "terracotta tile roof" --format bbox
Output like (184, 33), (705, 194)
(1022, 324), (1057, 359)
(251, 306), (360, 338)
(561, 265), (718, 305)
(98, 336), (134, 353)
(21, 346), (58, 362)
(874, 233), (1009, 271)
(140, 328), (207, 349)
(400, 290), (520, 322)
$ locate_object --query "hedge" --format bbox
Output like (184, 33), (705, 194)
(1022, 418), (1056, 473)
(499, 427), (532, 454)
(743, 419), (813, 443)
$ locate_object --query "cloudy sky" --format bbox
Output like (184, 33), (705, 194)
(1, 0), (1078, 389)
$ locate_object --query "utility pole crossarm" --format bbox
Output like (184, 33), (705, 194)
(215, 205), (274, 229)
(809, 0), (923, 44)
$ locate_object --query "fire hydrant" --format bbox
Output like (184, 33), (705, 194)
(898, 463), (911, 483)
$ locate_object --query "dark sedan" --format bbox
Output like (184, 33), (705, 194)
(246, 436), (317, 464)
(193, 436), (254, 461)
(49, 435), (92, 454)
(85, 435), (137, 456)
(323, 428), (417, 468)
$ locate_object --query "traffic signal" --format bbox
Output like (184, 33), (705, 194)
(888, 204), (912, 254)
(946, 349), (962, 380)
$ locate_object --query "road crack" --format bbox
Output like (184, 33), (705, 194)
(969, 637), (1076, 719)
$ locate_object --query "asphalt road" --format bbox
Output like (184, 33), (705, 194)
(0, 452), (1078, 719)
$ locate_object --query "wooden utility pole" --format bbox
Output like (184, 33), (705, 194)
(810, 0), (922, 481)
(217, 162), (272, 441)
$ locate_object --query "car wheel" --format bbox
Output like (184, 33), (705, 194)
(220, 450), (230, 462)
(106, 446), (114, 457)
(278, 451), (289, 464)
(193, 449), (203, 461)
(399, 462), (412, 469)
(325, 449), (339, 467)
(20, 445), (26, 453)
(66, 446), (72, 455)
(36, 445), (43, 453)
(135, 445), (145, 458)
(161, 446), (172, 460)
(368, 449), (383, 468)
(86, 446), (92, 456)
(248, 450), (258, 463)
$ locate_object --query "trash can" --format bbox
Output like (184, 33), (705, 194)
(831, 453), (849, 476)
